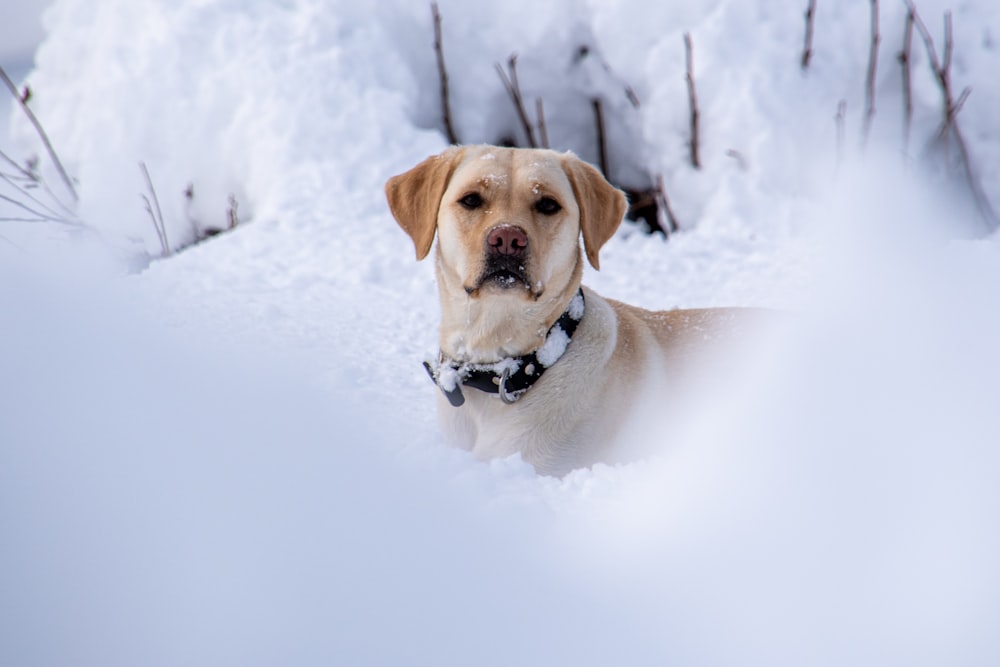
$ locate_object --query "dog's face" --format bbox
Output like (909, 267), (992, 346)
(437, 147), (584, 301)
(386, 146), (627, 304)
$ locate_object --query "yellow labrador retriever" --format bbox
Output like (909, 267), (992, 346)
(386, 145), (748, 476)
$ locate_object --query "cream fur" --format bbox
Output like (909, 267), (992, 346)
(386, 145), (752, 476)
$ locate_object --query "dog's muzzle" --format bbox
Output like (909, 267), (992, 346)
(469, 225), (531, 292)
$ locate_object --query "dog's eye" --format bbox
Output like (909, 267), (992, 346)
(458, 193), (484, 210)
(535, 197), (562, 216)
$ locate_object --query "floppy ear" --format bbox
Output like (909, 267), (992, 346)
(561, 154), (627, 270)
(385, 147), (465, 261)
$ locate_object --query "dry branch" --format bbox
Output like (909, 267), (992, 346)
(907, 2), (998, 229)
(0, 64), (78, 203)
(139, 161), (170, 256)
(227, 194), (239, 230)
(861, 0), (880, 150)
(898, 8), (915, 157)
(430, 3), (459, 145)
(0, 192), (74, 225)
(535, 98), (549, 149)
(655, 174), (680, 236)
(592, 99), (608, 178)
(0, 172), (70, 222)
(0, 148), (79, 224)
(802, 0), (818, 70)
(495, 55), (537, 148)
(683, 32), (701, 169)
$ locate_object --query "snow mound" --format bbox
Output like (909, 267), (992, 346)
(2, 0), (1000, 664)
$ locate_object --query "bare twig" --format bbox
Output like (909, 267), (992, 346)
(683, 32), (701, 169)
(624, 85), (640, 108)
(950, 120), (997, 228)
(535, 98), (549, 149)
(942, 11), (953, 75)
(227, 194), (239, 230)
(0, 148), (79, 220)
(907, 2), (998, 229)
(861, 0), (880, 150)
(655, 174), (680, 236)
(139, 161), (170, 256)
(950, 86), (972, 118)
(592, 99), (608, 178)
(0, 64), (78, 203)
(430, 3), (459, 145)
(0, 192), (77, 225)
(495, 55), (537, 148)
(898, 7), (915, 157)
(0, 148), (34, 180)
(0, 172), (74, 222)
(835, 99), (847, 171)
(802, 0), (818, 70)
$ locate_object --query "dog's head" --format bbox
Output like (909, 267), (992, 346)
(385, 146), (626, 302)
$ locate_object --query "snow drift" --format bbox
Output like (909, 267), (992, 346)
(2, 0), (1000, 665)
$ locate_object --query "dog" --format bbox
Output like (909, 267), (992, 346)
(386, 145), (753, 476)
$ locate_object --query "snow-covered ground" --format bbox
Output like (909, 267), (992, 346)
(2, 1), (999, 665)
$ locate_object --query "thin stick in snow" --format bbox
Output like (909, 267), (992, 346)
(907, 2), (998, 230)
(0, 192), (77, 225)
(655, 173), (680, 235)
(0, 148), (80, 223)
(495, 55), (537, 148)
(139, 161), (170, 256)
(861, 0), (880, 150)
(535, 97), (549, 149)
(0, 171), (72, 223)
(592, 98), (608, 178)
(227, 194), (239, 230)
(430, 3), (459, 145)
(898, 7), (915, 158)
(0, 64), (79, 203)
(684, 32), (701, 170)
(802, 0), (818, 70)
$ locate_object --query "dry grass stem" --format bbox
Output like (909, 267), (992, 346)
(684, 32), (701, 169)
(535, 98), (549, 149)
(861, 0), (880, 150)
(0, 64), (79, 203)
(495, 55), (538, 148)
(898, 8), (915, 157)
(802, 0), (818, 70)
(655, 173), (680, 236)
(139, 161), (170, 256)
(592, 98), (608, 177)
(431, 3), (459, 145)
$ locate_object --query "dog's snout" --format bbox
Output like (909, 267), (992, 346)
(487, 225), (528, 257)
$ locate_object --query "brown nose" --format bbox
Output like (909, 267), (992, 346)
(486, 225), (528, 257)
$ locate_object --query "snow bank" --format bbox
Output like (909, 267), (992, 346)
(3, 0), (1000, 665)
(10, 0), (1000, 257)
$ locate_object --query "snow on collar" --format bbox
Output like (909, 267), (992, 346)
(423, 289), (585, 406)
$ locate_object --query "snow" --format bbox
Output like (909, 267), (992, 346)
(567, 290), (585, 319)
(536, 324), (571, 368)
(2, 0), (1000, 665)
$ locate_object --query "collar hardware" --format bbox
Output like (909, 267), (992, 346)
(423, 288), (585, 407)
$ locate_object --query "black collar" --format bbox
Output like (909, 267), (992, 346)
(423, 288), (585, 407)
